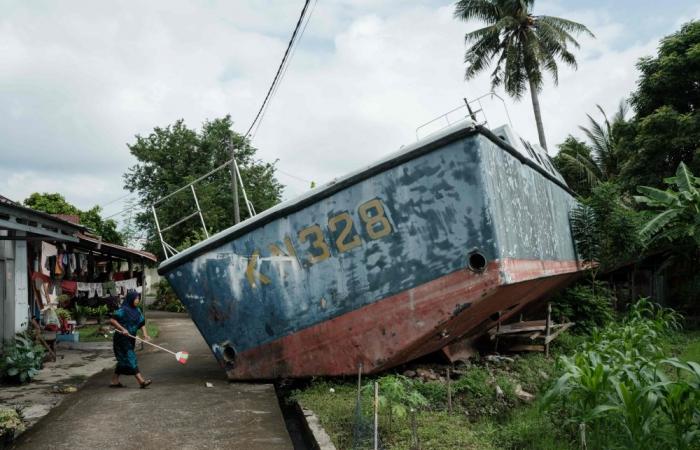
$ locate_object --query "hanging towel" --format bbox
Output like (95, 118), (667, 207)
(115, 278), (138, 291)
(41, 242), (57, 277)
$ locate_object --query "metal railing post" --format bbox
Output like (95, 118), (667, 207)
(151, 205), (169, 259)
(190, 185), (210, 239)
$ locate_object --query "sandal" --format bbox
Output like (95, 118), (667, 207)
(109, 383), (125, 388)
(139, 379), (152, 389)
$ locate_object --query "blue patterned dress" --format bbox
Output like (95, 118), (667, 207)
(112, 307), (145, 375)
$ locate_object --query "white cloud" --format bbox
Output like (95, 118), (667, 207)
(0, 0), (691, 224)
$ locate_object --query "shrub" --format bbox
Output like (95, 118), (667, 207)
(551, 281), (615, 332)
(0, 407), (24, 441)
(0, 333), (46, 384)
(73, 304), (89, 324)
(88, 305), (108, 323)
(150, 279), (186, 313)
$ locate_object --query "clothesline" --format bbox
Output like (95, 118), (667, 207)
(31, 272), (141, 311)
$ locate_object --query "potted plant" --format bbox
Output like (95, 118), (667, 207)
(55, 308), (72, 322)
(57, 294), (71, 309)
(73, 305), (88, 326)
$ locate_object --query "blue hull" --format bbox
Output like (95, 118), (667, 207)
(159, 121), (580, 378)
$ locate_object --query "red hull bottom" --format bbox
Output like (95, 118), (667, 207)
(226, 258), (581, 379)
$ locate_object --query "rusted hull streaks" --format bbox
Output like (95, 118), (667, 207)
(226, 258), (579, 380)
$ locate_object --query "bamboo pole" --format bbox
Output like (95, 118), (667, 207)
(374, 381), (379, 450)
(447, 367), (453, 414)
(545, 303), (552, 357)
(356, 363), (363, 407)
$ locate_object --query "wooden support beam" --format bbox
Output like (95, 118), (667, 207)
(545, 303), (552, 357)
(544, 322), (574, 344)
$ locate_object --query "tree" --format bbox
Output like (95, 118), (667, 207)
(454, 0), (593, 149)
(570, 183), (644, 272)
(617, 21), (700, 192)
(553, 101), (628, 195)
(123, 116), (284, 258)
(23, 193), (123, 245)
(553, 136), (599, 197)
(631, 21), (700, 118)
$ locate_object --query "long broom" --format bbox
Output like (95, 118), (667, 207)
(116, 330), (189, 364)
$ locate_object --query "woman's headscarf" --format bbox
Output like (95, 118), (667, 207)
(122, 290), (142, 322)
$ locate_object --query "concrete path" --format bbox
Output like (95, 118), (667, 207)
(13, 312), (293, 450)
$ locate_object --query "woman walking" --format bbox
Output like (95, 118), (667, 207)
(109, 291), (152, 388)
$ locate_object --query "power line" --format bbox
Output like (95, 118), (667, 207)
(99, 191), (138, 209)
(277, 169), (313, 184)
(112, 3), (316, 239)
(244, 0), (312, 139)
(249, 0), (318, 141)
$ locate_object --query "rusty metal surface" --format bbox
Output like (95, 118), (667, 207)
(161, 122), (582, 378)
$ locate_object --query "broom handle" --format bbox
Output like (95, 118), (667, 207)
(120, 330), (177, 356)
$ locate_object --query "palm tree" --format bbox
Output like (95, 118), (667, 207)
(554, 101), (627, 192)
(454, 0), (593, 150)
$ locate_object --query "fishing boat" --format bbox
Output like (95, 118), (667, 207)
(157, 115), (582, 380)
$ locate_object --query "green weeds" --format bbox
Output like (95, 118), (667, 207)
(544, 299), (699, 449)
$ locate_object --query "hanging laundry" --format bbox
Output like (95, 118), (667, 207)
(102, 281), (116, 297)
(61, 280), (77, 296)
(115, 278), (138, 292)
(54, 254), (64, 279)
(33, 279), (49, 310)
(41, 242), (57, 277)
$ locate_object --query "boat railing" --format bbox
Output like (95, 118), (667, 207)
(150, 134), (261, 261)
(415, 92), (513, 141)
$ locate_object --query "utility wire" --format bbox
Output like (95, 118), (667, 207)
(117, 2), (316, 243)
(249, 0), (317, 141)
(99, 191), (137, 209)
(244, 0), (311, 139)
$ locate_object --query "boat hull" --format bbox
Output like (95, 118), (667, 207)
(159, 122), (581, 379)
(225, 258), (579, 379)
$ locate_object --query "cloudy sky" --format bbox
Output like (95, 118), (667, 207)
(1, 0), (697, 230)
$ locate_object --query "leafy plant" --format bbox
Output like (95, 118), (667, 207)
(551, 282), (615, 332)
(73, 304), (89, 324)
(544, 299), (697, 449)
(88, 305), (109, 323)
(55, 308), (72, 321)
(374, 375), (428, 433)
(151, 279), (186, 313)
(57, 294), (71, 308)
(635, 162), (700, 247)
(0, 407), (25, 440)
(0, 333), (46, 384)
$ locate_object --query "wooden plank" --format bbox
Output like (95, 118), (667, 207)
(490, 321), (569, 336)
(489, 321), (546, 335)
(544, 322), (574, 344)
(508, 344), (545, 352)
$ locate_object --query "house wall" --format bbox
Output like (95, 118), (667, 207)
(0, 230), (29, 342)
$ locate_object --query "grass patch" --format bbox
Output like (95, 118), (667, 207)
(291, 328), (700, 449)
(76, 321), (160, 342)
(678, 330), (700, 362)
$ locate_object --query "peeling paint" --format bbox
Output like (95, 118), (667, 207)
(162, 123), (580, 375)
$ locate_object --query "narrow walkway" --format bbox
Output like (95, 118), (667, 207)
(13, 311), (293, 450)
